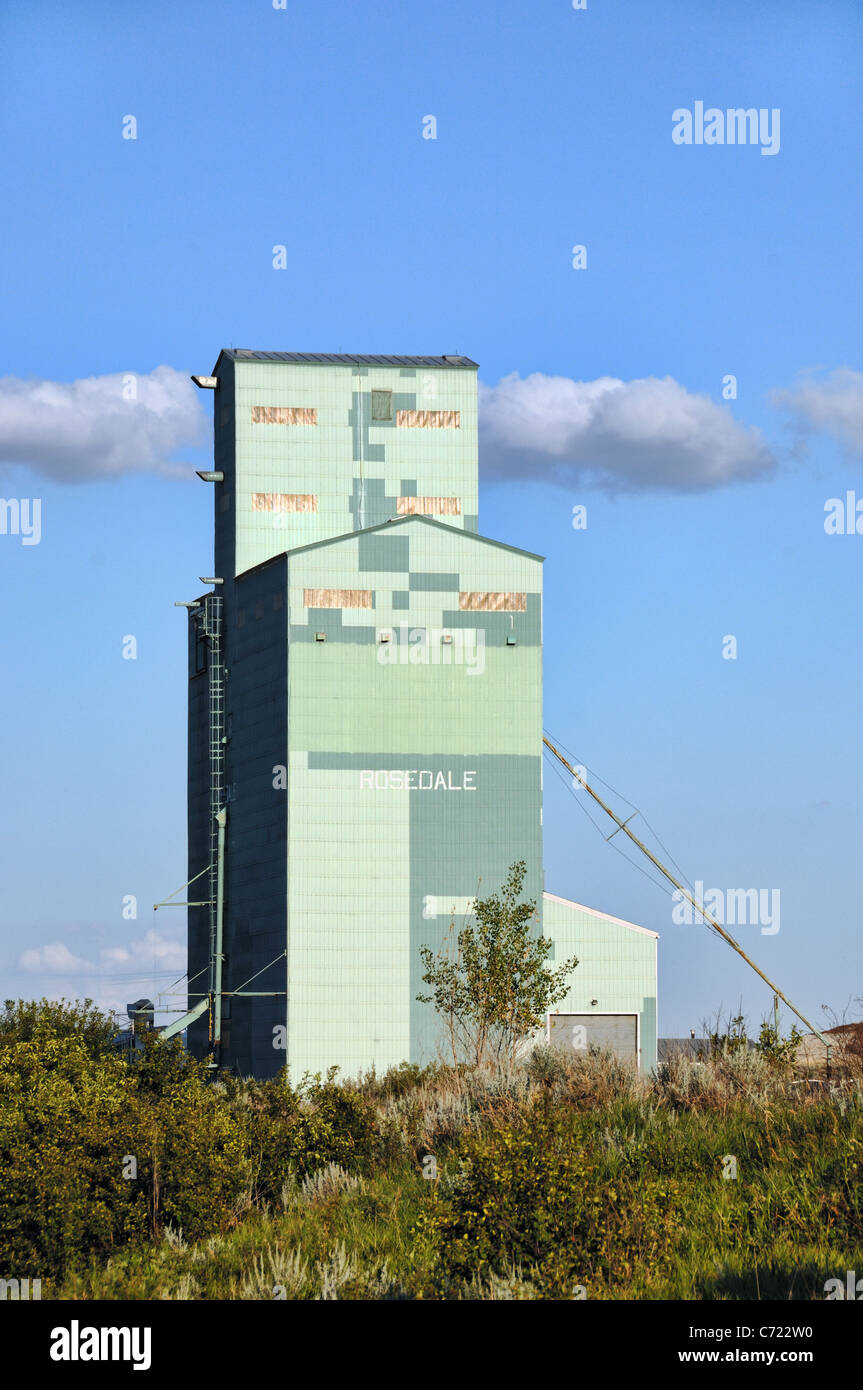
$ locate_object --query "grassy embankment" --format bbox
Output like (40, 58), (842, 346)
(2, 1000), (861, 1300)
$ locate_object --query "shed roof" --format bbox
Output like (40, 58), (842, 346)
(213, 349), (478, 371)
(542, 891), (659, 939)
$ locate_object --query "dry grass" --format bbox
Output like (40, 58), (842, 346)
(50, 1047), (863, 1301)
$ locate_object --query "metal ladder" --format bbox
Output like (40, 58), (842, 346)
(202, 593), (225, 1006)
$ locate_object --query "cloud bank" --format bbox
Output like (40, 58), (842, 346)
(19, 930), (184, 976)
(479, 372), (776, 492)
(770, 368), (863, 455)
(102, 931), (186, 973)
(7, 362), (857, 491)
(0, 366), (207, 481)
(19, 942), (92, 973)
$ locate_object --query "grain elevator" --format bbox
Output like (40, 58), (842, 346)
(183, 351), (657, 1078)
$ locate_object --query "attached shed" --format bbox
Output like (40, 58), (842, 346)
(542, 891), (659, 1072)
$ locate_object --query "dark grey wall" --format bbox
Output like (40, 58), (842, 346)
(222, 558), (288, 1076)
(186, 606), (213, 1061)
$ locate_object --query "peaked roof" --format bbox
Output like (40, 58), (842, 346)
(542, 891), (659, 939)
(213, 350), (478, 371)
(290, 514), (543, 560)
(235, 514), (544, 579)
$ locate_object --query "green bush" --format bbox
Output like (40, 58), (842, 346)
(361, 1061), (442, 1099)
(0, 997), (115, 1057)
(3, 996), (862, 1299)
(133, 1031), (209, 1096)
(0, 1036), (148, 1278)
(421, 1098), (683, 1296)
(0, 1019), (251, 1281)
(292, 1073), (379, 1174)
(146, 1087), (251, 1240)
(239, 1069), (381, 1205)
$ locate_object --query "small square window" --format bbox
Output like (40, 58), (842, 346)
(371, 389), (392, 421)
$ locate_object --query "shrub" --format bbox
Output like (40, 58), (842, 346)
(146, 1085), (250, 1240)
(0, 1021), (251, 1280)
(360, 1061), (441, 1099)
(417, 861), (578, 1070)
(0, 997), (116, 1057)
(293, 1074), (379, 1173)
(133, 1032), (209, 1096)
(241, 1070), (380, 1205)
(0, 1036), (148, 1278)
(301, 1163), (363, 1203)
(422, 1098), (683, 1296)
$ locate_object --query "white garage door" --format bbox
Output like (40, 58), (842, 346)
(547, 1012), (639, 1066)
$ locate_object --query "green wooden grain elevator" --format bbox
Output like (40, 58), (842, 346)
(184, 351), (657, 1078)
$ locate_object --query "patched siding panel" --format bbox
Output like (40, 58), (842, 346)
(396, 496), (462, 516)
(303, 588), (373, 609)
(459, 591), (527, 612)
(396, 409), (460, 429)
(251, 406), (318, 425)
(252, 493), (318, 513)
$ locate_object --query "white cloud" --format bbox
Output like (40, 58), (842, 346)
(19, 942), (92, 972)
(478, 372), (775, 492)
(770, 368), (863, 455)
(102, 947), (131, 964)
(17, 930), (184, 977)
(102, 931), (185, 973)
(12, 931), (186, 1026)
(0, 365), (208, 481)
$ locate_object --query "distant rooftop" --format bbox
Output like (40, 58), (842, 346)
(213, 350), (479, 369)
(657, 1038), (712, 1062)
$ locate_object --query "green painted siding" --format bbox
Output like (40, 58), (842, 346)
(214, 361), (478, 579)
(542, 892), (658, 1071)
(187, 348), (659, 1081)
(285, 518), (543, 1075)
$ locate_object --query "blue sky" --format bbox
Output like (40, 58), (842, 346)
(1, 0), (861, 1040)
